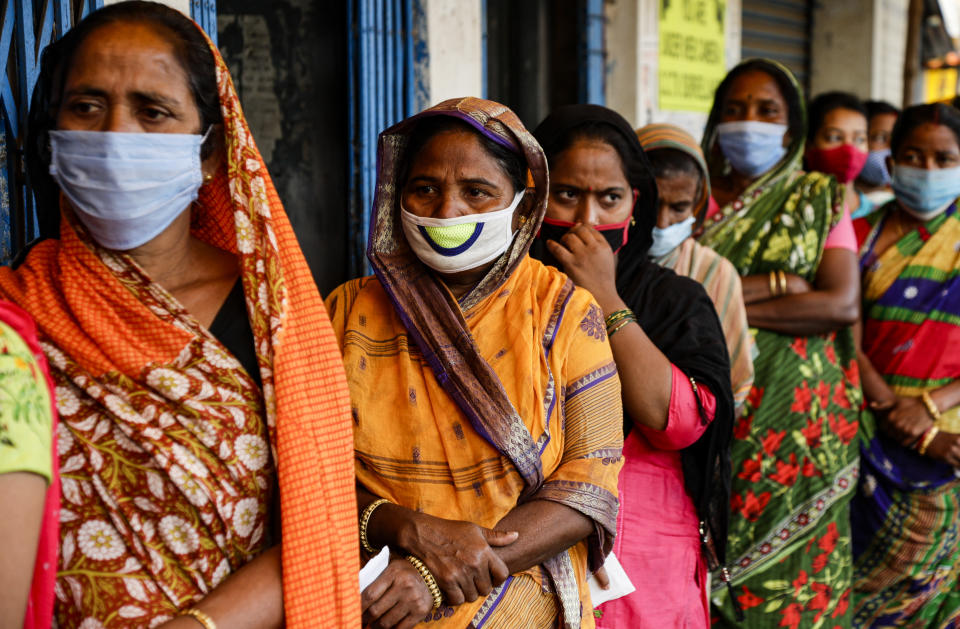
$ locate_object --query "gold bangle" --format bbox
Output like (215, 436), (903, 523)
(359, 498), (391, 554)
(607, 317), (634, 339)
(180, 609), (217, 629)
(778, 270), (787, 296)
(769, 271), (778, 296)
(922, 391), (943, 423)
(406, 554), (443, 609)
(919, 426), (940, 456)
(604, 308), (635, 330)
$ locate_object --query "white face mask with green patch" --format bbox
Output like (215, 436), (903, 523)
(400, 190), (524, 273)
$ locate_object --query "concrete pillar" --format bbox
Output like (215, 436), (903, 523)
(605, 0), (741, 140)
(809, 0), (908, 105)
(425, 0), (484, 105)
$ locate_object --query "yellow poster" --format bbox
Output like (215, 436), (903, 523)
(659, 0), (727, 112)
(924, 67), (959, 103)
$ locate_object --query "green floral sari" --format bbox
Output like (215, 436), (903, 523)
(699, 59), (862, 628)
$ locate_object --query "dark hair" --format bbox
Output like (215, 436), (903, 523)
(27, 1), (221, 238)
(865, 100), (900, 120)
(710, 59), (804, 142)
(890, 103), (960, 156)
(806, 91), (867, 142)
(400, 115), (526, 193)
(539, 120), (638, 185)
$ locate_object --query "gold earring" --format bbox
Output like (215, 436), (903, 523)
(203, 172), (214, 183)
(631, 217), (636, 226)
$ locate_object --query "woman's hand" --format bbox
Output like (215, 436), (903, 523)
(545, 224), (621, 310)
(923, 432), (960, 467)
(875, 396), (933, 447)
(398, 513), (517, 605)
(362, 558), (436, 629)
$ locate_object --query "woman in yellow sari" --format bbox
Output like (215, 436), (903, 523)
(325, 98), (624, 628)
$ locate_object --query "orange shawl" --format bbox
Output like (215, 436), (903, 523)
(0, 40), (359, 627)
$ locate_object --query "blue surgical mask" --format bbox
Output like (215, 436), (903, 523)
(648, 215), (695, 258)
(49, 129), (208, 250)
(891, 164), (960, 220)
(716, 121), (788, 177)
(859, 148), (891, 186)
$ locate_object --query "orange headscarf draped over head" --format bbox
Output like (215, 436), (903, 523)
(0, 27), (360, 628)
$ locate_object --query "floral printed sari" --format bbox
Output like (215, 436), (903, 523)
(0, 26), (359, 628)
(699, 59), (861, 628)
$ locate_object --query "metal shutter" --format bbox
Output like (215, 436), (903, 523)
(741, 0), (812, 91)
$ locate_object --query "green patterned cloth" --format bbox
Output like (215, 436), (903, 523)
(0, 319), (54, 481)
(699, 59), (862, 628)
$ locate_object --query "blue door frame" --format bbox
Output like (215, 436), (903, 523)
(0, 0), (217, 264)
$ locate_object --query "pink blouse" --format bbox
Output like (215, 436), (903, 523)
(596, 364), (716, 629)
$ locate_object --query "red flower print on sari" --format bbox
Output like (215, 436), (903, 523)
(828, 412), (858, 445)
(762, 428), (787, 456)
(746, 385), (765, 410)
(801, 456), (822, 477)
(738, 452), (764, 482)
(818, 522), (839, 554)
(807, 582), (832, 622)
(732, 489), (772, 521)
(779, 603), (803, 629)
(790, 337), (808, 360)
(824, 343), (836, 365)
(831, 590), (850, 618)
(791, 382), (812, 414)
(801, 417), (823, 448)
(769, 453), (799, 486)
(841, 360), (860, 387)
(813, 382), (831, 409)
(737, 586), (764, 611)
(734, 413), (753, 439)
(792, 569), (808, 596)
(832, 382), (851, 409)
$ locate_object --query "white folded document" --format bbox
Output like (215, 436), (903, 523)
(359, 545), (391, 592)
(587, 552), (636, 607)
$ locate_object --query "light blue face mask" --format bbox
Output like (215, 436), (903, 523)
(648, 215), (695, 258)
(859, 148), (891, 186)
(716, 120), (789, 178)
(891, 164), (960, 220)
(49, 129), (208, 250)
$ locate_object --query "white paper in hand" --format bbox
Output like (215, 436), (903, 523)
(587, 552), (635, 607)
(359, 545), (391, 592)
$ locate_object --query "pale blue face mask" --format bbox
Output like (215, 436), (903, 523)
(859, 148), (891, 186)
(49, 129), (208, 250)
(716, 120), (789, 178)
(891, 164), (960, 220)
(648, 215), (695, 258)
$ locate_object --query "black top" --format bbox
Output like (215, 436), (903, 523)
(209, 278), (261, 390)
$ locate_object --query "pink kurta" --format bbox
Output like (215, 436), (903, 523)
(596, 365), (716, 629)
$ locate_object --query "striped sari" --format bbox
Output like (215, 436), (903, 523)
(851, 203), (960, 627)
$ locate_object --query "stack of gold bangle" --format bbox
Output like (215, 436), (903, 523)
(769, 270), (787, 296)
(359, 498), (391, 554)
(406, 555), (443, 609)
(922, 391), (943, 423)
(604, 308), (637, 338)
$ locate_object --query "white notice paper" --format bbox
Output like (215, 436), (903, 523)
(359, 545), (390, 592)
(587, 552), (636, 607)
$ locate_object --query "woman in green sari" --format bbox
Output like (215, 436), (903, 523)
(699, 59), (862, 627)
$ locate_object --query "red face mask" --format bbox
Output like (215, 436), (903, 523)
(540, 215), (631, 253)
(805, 144), (868, 184)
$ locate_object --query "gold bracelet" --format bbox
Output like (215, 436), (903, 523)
(922, 391), (943, 423)
(604, 308), (635, 331)
(778, 270), (788, 296)
(607, 317), (634, 338)
(359, 498), (391, 554)
(919, 426), (940, 456)
(406, 554), (443, 609)
(769, 271), (778, 296)
(180, 609), (217, 629)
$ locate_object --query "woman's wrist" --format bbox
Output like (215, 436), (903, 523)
(594, 292), (627, 317)
(368, 502), (416, 551)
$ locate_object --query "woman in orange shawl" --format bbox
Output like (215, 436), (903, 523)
(325, 98), (624, 628)
(0, 3), (359, 627)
